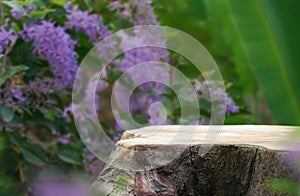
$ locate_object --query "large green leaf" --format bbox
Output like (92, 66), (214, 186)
(155, 0), (257, 95)
(228, 0), (300, 125)
(204, 0), (257, 94)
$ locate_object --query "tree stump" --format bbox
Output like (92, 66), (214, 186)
(92, 125), (299, 195)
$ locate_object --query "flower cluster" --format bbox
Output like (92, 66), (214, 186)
(65, 1), (170, 128)
(65, 2), (110, 43)
(110, 0), (158, 25)
(20, 21), (78, 88)
(0, 21), (17, 58)
(194, 80), (240, 115)
(110, 0), (170, 126)
(10, 5), (36, 19)
(24, 78), (55, 109)
(0, 83), (26, 110)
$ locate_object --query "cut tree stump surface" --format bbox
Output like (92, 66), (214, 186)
(93, 125), (299, 196)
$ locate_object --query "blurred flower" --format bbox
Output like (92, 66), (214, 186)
(10, 9), (22, 19)
(113, 132), (123, 142)
(65, 2), (110, 43)
(57, 134), (71, 145)
(0, 20), (17, 58)
(110, 0), (158, 25)
(195, 80), (240, 116)
(1, 83), (26, 110)
(24, 78), (55, 110)
(33, 180), (90, 196)
(224, 96), (240, 115)
(10, 5), (36, 19)
(63, 104), (73, 121)
(110, 0), (170, 126)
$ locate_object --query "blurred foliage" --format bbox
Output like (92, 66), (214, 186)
(155, 0), (300, 125)
(228, 0), (300, 125)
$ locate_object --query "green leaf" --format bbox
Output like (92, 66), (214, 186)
(50, 0), (67, 6)
(228, 0), (300, 125)
(83, 0), (94, 11)
(7, 133), (20, 146)
(1, 1), (24, 12)
(0, 106), (15, 123)
(0, 65), (29, 87)
(132, 114), (148, 125)
(28, 0), (46, 8)
(29, 9), (55, 17)
(204, 0), (257, 94)
(17, 1), (30, 6)
(19, 106), (33, 116)
(20, 143), (47, 166)
(225, 114), (257, 125)
(58, 150), (82, 165)
(107, 69), (123, 84)
(27, 117), (56, 134)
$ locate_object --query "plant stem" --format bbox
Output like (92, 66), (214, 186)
(18, 162), (26, 183)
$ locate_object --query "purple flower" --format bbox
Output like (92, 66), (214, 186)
(1, 83), (27, 110)
(65, 3), (110, 43)
(63, 104), (72, 121)
(109, 0), (170, 126)
(110, 0), (158, 25)
(194, 80), (240, 116)
(113, 132), (123, 142)
(65, 1), (170, 129)
(0, 77), (59, 115)
(225, 96), (240, 115)
(10, 9), (22, 19)
(0, 22), (17, 57)
(57, 135), (71, 145)
(23, 78), (55, 110)
(110, 1), (132, 19)
(148, 102), (167, 125)
(10, 5), (36, 19)
(26, 78), (53, 96)
(26, 5), (36, 13)
(11, 87), (27, 103)
(20, 21), (78, 88)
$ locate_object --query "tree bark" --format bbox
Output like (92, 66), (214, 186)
(92, 125), (299, 195)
